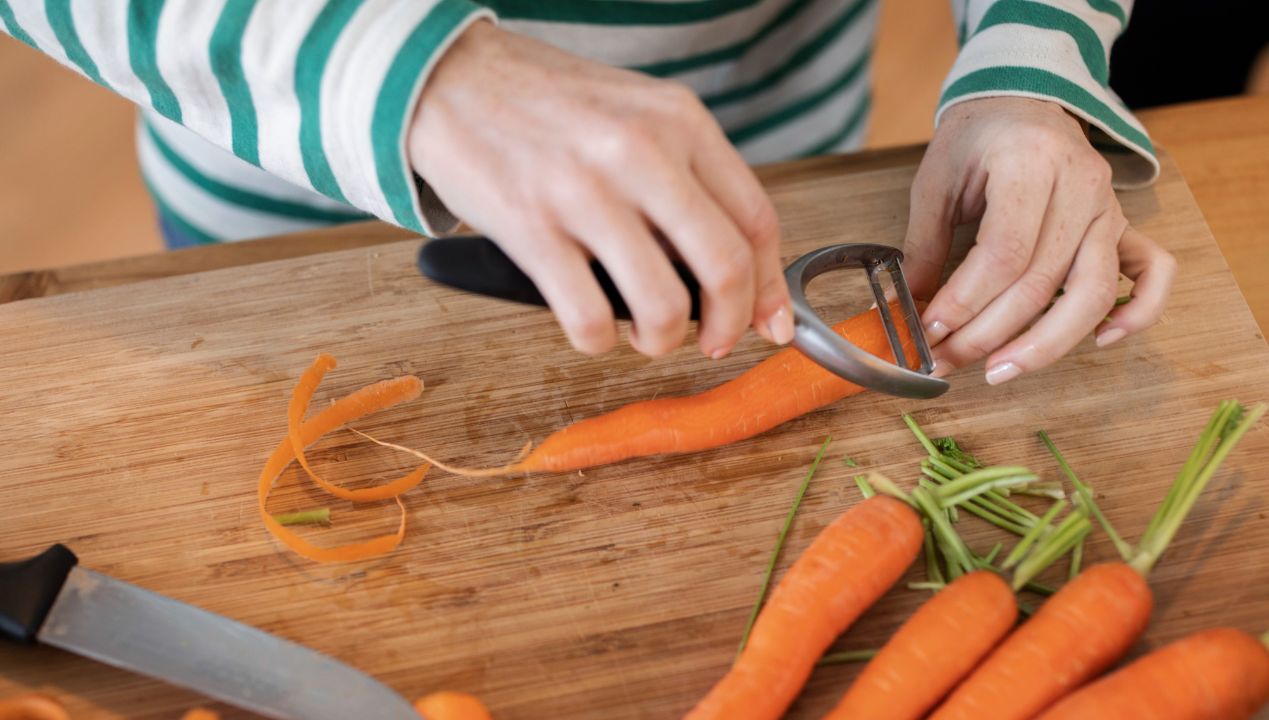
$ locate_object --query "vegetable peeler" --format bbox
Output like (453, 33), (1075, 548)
(416, 236), (948, 399)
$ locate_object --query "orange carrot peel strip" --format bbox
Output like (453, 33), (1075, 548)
(259, 355), (428, 563)
(288, 354), (429, 501)
(0, 694), (69, 720)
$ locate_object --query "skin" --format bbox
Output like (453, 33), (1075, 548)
(409, 23), (1176, 378)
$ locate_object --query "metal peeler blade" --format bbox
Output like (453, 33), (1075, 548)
(784, 243), (948, 399)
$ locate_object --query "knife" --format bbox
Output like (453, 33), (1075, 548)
(0, 545), (419, 719)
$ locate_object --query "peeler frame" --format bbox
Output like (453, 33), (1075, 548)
(784, 244), (949, 399)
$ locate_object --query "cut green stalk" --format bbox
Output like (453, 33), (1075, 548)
(736, 436), (831, 658)
(932, 466), (1038, 507)
(908, 581), (946, 591)
(949, 503), (960, 523)
(903, 414), (941, 456)
(932, 437), (984, 469)
(868, 473), (918, 508)
(843, 456), (858, 468)
(1038, 429), (1133, 561)
(818, 648), (878, 666)
(1131, 402), (1266, 574)
(913, 487), (976, 576)
(924, 458), (1039, 522)
(1012, 510), (1092, 591)
(1012, 481), (1066, 500)
(1002, 499), (1068, 569)
(921, 466), (1033, 535)
(922, 519), (945, 584)
(854, 474), (875, 499)
(272, 508), (331, 526)
(983, 542), (1004, 565)
(1069, 535), (1084, 581)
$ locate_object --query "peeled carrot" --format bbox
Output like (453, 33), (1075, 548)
(523, 303), (916, 472)
(259, 359), (428, 563)
(823, 570), (1017, 720)
(1037, 627), (1269, 720)
(929, 562), (1153, 720)
(180, 709), (219, 720)
(414, 691), (492, 720)
(686, 495), (922, 720)
(0, 694), (67, 720)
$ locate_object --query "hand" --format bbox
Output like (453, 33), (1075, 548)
(902, 97), (1176, 385)
(408, 21), (794, 359)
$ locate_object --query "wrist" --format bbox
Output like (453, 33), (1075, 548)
(408, 19), (497, 178)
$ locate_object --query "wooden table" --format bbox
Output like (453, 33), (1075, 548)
(3, 95), (1267, 333)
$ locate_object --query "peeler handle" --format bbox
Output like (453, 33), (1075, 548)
(417, 236), (703, 321)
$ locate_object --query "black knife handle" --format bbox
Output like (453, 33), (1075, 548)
(416, 236), (703, 321)
(0, 544), (77, 644)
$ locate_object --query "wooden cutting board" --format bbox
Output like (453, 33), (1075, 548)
(2, 150), (1267, 719)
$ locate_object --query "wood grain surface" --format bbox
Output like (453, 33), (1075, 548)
(2, 150), (1267, 719)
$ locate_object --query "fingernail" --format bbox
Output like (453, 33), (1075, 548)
(985, 362), (1022, 386)
(768, 305), (795, 345)
(710, 347), (729, 360)
(1096, 327), (1127, 348)
(925, 320), (950, 346)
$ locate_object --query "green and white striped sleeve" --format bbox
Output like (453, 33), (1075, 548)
(940, 0), (1158, 189)
(0, 0), (494, 235)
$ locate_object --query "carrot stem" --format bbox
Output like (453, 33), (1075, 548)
(984, 542), (1004, 565)
(1038, 429), (1133, 561)
(903, 414), (941, 456)
(924, 458), (1038, 523)
(868, 473), (917, 508)
(1131, 402), (1266, 574)
(1069, 535), (1084, 581)
(272, 508), (331, 526)
(913, 487), (975, 576)
(854, 475), (875, 499)
(933, 467), (1037, 507)
(922, 519), (945, 584)
(735, 436), (832, 659)
(1012, 481), (1066, 500)
(818, 648), (879, 666)
(1011, 510), (1091, 591)
(843, 456), (859, 468)
(909, 581), (946, 591)
(1002, 499), (1067, 570)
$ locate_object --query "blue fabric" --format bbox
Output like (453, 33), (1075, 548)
(157, 211), (206, 249)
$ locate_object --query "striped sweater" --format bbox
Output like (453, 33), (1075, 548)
(0, 0), (1158, 245)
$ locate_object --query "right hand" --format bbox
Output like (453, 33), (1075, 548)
(407, 21), (794, 359)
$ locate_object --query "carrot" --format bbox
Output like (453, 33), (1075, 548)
(1036, 627), (1269, 720)
(367, 303), (916, 477)
(0, 694), (67, 720)
(822, 570), (1017, 720)
(414, 691), (492, 720)
(259, 359), (428, 563)
(685, 495), (922, 720)
(180, 709), (219, 720)
(928, 562), (1153, 720)
(931, 401), (1265, 720)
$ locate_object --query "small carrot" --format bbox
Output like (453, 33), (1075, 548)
(931, 401), (1265, 720)
(822, 570), (1017, 720)
(377, 303), (917, 477)
(685, 495), (923, 720)
(414, 691), (492, 720)
(0, 694), (67, 720)
(180, 709), (219, 720)
(929, 562), (1153, 720)
(1035, 627), (1269, 720)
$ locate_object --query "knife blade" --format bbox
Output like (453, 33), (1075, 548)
(1, 545), (419, 720)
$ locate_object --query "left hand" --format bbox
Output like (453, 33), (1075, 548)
(902, 97), (1176, 385)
